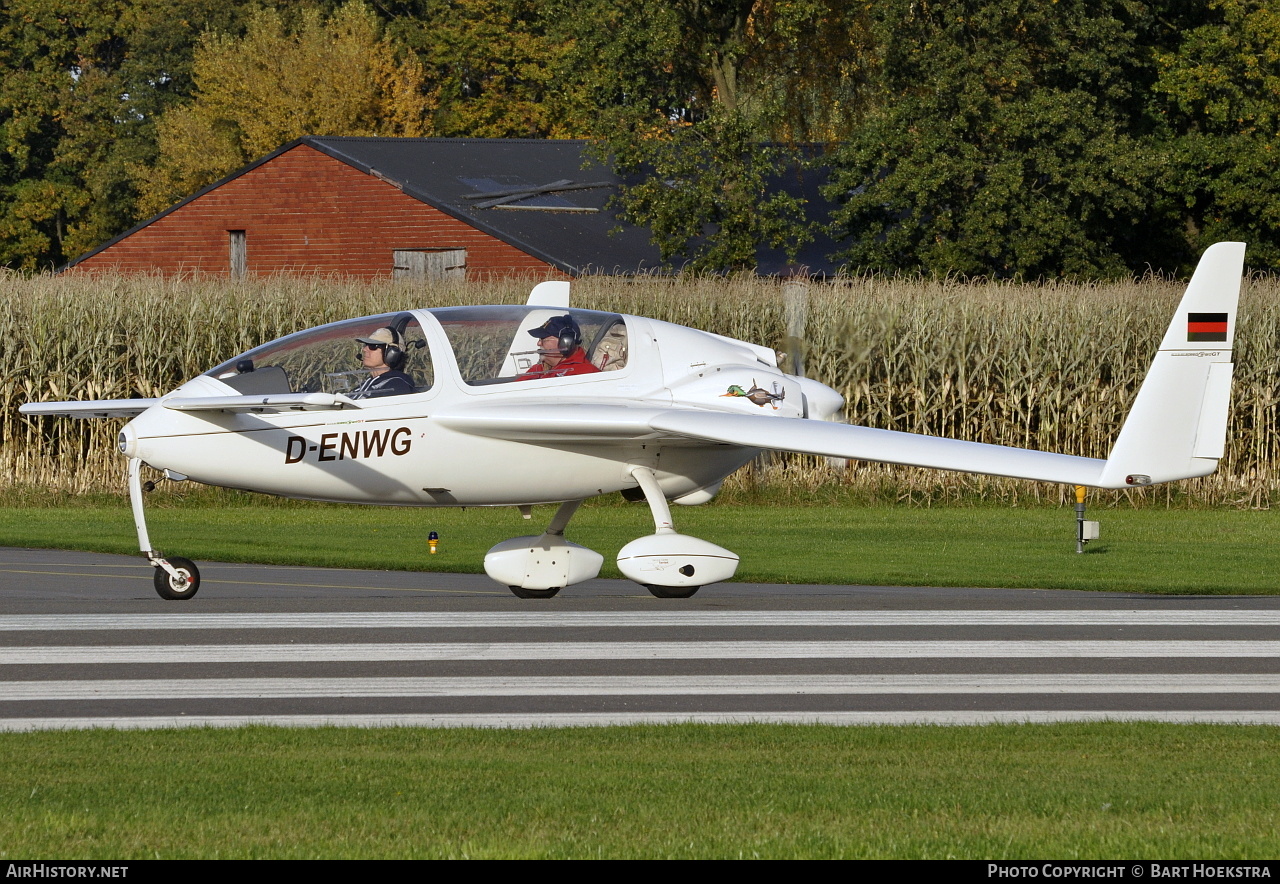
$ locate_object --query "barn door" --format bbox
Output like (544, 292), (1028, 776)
(393, 249), (467, 281)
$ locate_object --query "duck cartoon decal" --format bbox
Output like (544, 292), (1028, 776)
(722, 380), (785, 409)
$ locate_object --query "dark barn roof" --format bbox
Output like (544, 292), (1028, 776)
(307, 136), (660, 276)
(68, 136), (839, 276)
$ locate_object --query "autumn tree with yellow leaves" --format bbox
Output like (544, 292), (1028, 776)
(134, 2), (432, 216)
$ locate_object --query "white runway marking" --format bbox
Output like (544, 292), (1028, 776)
(4, 640), (1280, 664)
(5, 608), (1279, 730)
(1, 610), (1278, 631)
(4, 673), (1280, 701)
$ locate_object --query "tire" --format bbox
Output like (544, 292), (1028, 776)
(644, 584), (700, 599)
(508, 585), (561, 599)
(153, 557), (200, 600)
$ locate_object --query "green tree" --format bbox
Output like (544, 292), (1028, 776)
(136, 1), (432, 216)
(1156, 0), (1280, 270)
(555, 0), (870, 272)
(384, 0), (576, 138)
(605, 111), (815, 271)
(0, 0), (250, 269)
(824, 0), (1180, 279)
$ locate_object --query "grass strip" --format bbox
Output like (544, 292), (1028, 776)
(0, 498), (1277, 593)
(0, 723), (1277, 859)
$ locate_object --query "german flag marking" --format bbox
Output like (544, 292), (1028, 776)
(1187, 312), (1228, 342)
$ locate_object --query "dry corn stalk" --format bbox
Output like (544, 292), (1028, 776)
(3, 269), (1277, 506)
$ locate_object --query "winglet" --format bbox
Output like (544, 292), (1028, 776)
(527, 281), (571, 307)
(1097, 242), (1245, 489)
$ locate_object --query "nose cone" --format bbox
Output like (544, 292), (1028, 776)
(117, 422), (138, 458)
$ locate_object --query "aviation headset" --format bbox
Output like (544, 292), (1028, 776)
(382, 333), (406, 370)
(357, 327), (406, 369)
(386, 312), (426, 369)
(359, 313), (421, 370)
(534, 315), (582, 357)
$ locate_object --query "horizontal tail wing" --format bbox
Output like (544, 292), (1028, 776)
(161, 393), (358, 414)
(18, 399), (158, 419)
(19, 392), (360, 419)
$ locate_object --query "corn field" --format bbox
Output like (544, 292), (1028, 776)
(3, 270), (1278, 506)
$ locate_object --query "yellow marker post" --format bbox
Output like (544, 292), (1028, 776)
(1075, 486), (1086, 554)
(1074, 486), (1100, 553)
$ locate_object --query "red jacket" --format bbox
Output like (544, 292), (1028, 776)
(518, 348), (601, 380)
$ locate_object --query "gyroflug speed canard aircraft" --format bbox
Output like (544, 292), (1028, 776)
(21, 242), (1245, 600)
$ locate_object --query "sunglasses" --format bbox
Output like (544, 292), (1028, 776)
(362, 342), (385, 351)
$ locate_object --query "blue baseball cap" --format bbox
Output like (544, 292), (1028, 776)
(527, 315), (578, 339)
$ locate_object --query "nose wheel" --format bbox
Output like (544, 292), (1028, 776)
(153, 556), (201, 600)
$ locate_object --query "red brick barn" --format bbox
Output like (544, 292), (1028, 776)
(65, 137), (665, 280)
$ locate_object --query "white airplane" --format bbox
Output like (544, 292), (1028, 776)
(20, 242), (1245, 601)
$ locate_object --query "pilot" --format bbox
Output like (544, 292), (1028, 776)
(519, 315), (601, 380)
(350, 327), (416, 399)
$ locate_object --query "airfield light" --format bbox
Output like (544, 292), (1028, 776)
(429, 531), (439, 554)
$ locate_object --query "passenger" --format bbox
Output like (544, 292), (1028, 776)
(350, 327), (416, 399)
(519, 315), (601, 380)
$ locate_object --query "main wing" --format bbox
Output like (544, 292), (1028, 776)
(652, 411), (1108, 486)
(436, 402), (1107, 485)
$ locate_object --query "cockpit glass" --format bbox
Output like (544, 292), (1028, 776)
(432, 306), (627, 386)
(205, 313), (432, 396)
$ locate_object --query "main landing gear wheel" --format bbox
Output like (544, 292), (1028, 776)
(508, 585), (561, 599)
(644, 584), (701, 599)
(153, 557), (200, 600)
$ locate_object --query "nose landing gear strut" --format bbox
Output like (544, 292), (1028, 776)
(129, 457), (201, 600)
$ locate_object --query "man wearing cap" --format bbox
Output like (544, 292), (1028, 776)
(519, 314), (601, 380)
(350, 327), (416, 399)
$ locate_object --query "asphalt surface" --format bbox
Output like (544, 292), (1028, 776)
(2, 546), (1279, 730)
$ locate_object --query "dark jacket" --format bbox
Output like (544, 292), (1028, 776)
(350, 370), (415, 399)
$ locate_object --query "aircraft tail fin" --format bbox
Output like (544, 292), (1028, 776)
(526, 281), (570, 307)
(1096, 242), (1245, 489)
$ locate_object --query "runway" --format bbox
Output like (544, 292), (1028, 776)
(2, 547), (1279, 730)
